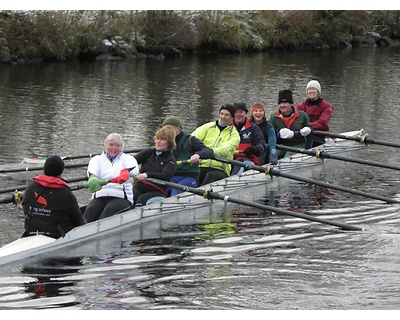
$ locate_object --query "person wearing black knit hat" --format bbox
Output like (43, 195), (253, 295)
(220, 104), (235, 119)
(21, 155), (86, 239)
(269, 89), (312, 159)
(191, 104), (240, 186)
(43, 155), (65, 177)
(295, 80), (334, 148)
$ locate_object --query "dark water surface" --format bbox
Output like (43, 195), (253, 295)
(1, 48), (400, 311)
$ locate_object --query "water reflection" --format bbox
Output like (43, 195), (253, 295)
(0, 257), (82, 309)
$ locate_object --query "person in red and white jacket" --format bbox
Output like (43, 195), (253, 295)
(231, 102), (266, 175)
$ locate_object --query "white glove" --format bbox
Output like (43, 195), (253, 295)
(278, 128), (294, 139)
(300, 127), (311, 136)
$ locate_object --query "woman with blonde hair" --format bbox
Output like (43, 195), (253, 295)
(132, 127), (177, 206)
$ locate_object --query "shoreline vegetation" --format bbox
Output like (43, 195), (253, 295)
(1, 10), (400, 64)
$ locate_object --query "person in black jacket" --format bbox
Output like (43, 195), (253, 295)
(22, 155), (86, 238)
(132, 127), (177, 206)
(162, 116), (214, 196)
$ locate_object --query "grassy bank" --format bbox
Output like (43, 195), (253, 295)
(1, 10), (400, 64)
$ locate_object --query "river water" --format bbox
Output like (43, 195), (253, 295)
(1, 48), (400, 312)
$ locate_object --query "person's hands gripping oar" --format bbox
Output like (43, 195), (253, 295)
(84, 167), (136, 192)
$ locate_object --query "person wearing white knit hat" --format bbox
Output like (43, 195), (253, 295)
(295, 79), (334, 148)
(306, 80), (322, 95)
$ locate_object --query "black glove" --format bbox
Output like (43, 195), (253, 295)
(244, 146), (257, 156)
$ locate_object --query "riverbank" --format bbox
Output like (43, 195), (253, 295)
(1, 10), (400, 64)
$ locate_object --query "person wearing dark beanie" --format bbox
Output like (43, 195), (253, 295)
(162, 116), (213, 196)
(295, 80), (334, 148)
(278, 89), (294, 105)
(269, 89), (312, 159)
(162, 116), (182, 128)
(21, 155), (86, 239)
(43, 155), (65, 177)
(191, 104), (240, 186)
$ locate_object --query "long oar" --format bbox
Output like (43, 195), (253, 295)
(144, 177), (362, 231)
(22, 148), (146, 164)
(62, 148), (145, 160)
(314, 131), (400, 148)
(276, 145), (400, 171)
(214, 156), (400, 205)
(0, 162), (88, 174)
(0, 176), (88, 194)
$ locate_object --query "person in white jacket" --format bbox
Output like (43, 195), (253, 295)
(84, 133), (139, 222)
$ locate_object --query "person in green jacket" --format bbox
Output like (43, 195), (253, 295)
(192, 104), (240, 186)
(269, 89), (312, 159)
(162, 116), (214, 196)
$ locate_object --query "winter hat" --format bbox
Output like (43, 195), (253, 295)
(306, 80), (321, 94)
(278, 90), (293, 104)
(251, 104), (265, 113)
(162, 116), (182, 128)
(44, 155), (65, 177)
(219, 104), (235, 118)
(233, 102), (248, 113)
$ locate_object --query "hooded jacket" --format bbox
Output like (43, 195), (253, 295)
(22, 175), (86, 238)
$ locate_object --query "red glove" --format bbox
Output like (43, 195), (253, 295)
(111, 169), (130, 184)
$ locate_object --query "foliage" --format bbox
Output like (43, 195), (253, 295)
(1, 10), (400, 64)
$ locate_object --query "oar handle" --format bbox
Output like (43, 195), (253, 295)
(176, 160), (204, 165)
(177, 160), (191, 165)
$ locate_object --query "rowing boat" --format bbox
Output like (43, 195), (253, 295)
(0, 129), (366, 266)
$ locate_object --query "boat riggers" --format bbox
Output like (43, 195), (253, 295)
(213, 156), (400, 205)
(145, 177), (363, 231)
(276, 145), (400, 171)
(313, 130), (400, 148)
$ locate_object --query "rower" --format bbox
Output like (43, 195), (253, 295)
(22, 155), (86, 239)
(269, 89), (312, 159)
(192, 104), (240, 185)
(295, 80), (334, 148)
